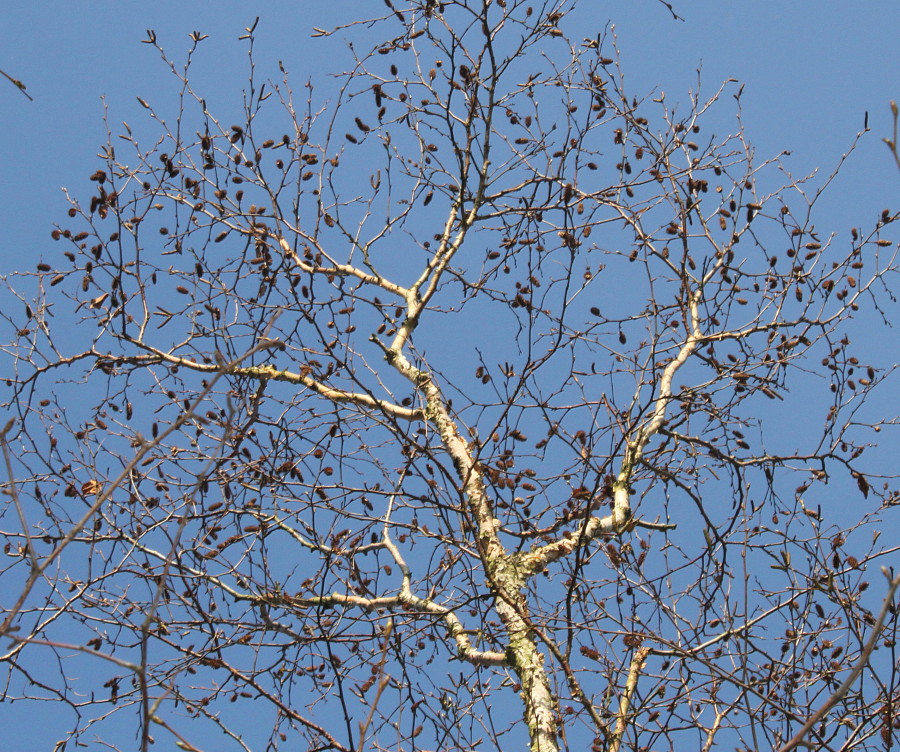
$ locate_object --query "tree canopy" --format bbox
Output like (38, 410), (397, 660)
(2, 3), (899, 751)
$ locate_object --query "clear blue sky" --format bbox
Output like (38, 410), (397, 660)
(1, 2), (897, 749)
(2, 1), (897, 278)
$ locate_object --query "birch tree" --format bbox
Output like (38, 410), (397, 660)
(2, 3), (899, 751)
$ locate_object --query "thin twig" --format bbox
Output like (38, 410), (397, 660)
(777, 569), (900, 752)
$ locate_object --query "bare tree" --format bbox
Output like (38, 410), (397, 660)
(2, 3), (899, 751)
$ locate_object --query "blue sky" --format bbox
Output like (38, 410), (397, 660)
(1, 2), (898, 750)
(2, 1), (897, 272)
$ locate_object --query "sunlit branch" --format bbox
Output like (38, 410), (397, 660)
(777, 569), (900, 752)
(608, 646), (651, 752)
(116, 337), (425, 420)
